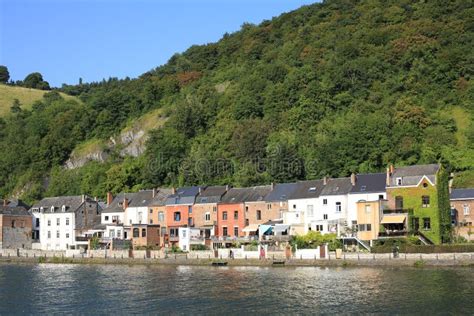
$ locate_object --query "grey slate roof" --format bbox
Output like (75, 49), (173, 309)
(0, 206), (30, 216)
(165, 186), (203, 205)
(290, 180), (325, 200)
(451, 188), (474, 200)
(221, 186), (272, 204)
(196, 186), (228, 204)
(350, 173), (386, 194)
(388, 164), (439, 187)
(103, 190), (165, 213)
(103, 193), (128, 213)
(265, 183), (299, 202)
(31, 196), (87, 213)
(5, 199), (30, 209)
(127, 190), (155, 207)
(321, 177), (353, 196)
(152, 188), (174, 206)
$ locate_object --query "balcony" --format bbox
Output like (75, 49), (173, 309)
(211, 236), (258, 243)
(75, 236), (90, 242)
(382, 208), (413, 215)
(264, 235), (291, 242)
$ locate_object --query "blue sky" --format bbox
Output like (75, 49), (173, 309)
(0, 0), (316, 87)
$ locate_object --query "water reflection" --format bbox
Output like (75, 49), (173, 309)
(0, 263), (472, 314)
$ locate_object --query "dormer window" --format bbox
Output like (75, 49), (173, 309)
(40, 207), (44, 213)
(360, 186), (366, 192)
(61, 205), (66, 212)
(396, 177), (402, 186)
(51, 206), (55, 213)
(309, 187), (316, 192)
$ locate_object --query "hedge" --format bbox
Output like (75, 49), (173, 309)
(371, 244), (474, 253)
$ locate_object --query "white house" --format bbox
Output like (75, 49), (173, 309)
(178, 227), (203, 251)
(285, 180), (324, 235)
(30, 195), (102, 250)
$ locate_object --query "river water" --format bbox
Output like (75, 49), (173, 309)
(0, 263), (472, 314)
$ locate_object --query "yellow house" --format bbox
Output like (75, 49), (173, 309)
(356, 200), (381, 241)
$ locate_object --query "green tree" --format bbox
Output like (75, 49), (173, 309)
(0, 65), (9, 83)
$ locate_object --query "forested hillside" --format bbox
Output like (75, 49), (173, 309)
(0, 0), (473, 202)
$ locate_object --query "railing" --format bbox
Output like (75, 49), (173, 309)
(75, 236), (90, 242)
(382, 208), (413, 215)
(211, 236), (258, 242)
(378, 231), (408, 237)
(264, 235), (291, 242)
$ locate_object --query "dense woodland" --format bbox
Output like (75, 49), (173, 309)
(0, 0), (473, 203)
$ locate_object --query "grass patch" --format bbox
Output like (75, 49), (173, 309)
(0, 84), (77, 116)
(413, 260), (425, 268)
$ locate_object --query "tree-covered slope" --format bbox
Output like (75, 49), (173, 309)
(0, 0), (473, 202)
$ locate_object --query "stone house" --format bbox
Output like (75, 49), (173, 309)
(450, 188), (474, 241)
(0, 200), (32, 249)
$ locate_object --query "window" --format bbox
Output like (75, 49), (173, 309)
(335, 202), (342, 212)
(422, 196), (430, 208)
(47, 231), (51, 239)
(423, 218), (431, 230)
(174, 212), (181, 221)
(293, 204), (296, 209)
(315, 225), (323, 231)
(245, 219), (249, 226)
(245, 206), (249, 213)
(307, 205), (314, 217)
(66, 218), (69, 226)
(11, 220), (16, 228)
(36, 218), (40, 227)
(212, 206), (217, 212)
(358, 224), (371, 231)
(234, 226), (239, 236)
(150, 219), (153, 224)
(360, 185), (366, 192)
(323, 214), (328, 220)
(170, 229), (176, 237)
(395, 196), (404, 210)
(379, 195), (384, 200)
(464, 205), (470, 215)
(105, 216), (109, 221)
(158, 212), (164, 222)
(396, 177), (402, 186)
(323, 199), (327, 205)
(267, 204), (272, 210)
(133, 228), (139, 238)
(142, 228), (146, 237)
(365, 204), (371, 213)
(234, 210), (239, 220)
(109, 230), (115, 238)
(56, 231), (60, 238)
(149, 209), (153, 214)
(188, 206), (192, 214)
(160, 227), (166, 236)
(257, 210), (261, 220)
(138, 212), (143, 223)
(222, 211), (228, 220)
(367, 224), (372, 231)
(205, 212), (211, 221)
(117, 230), (121, 238)
(56, 218), (60, 226)
(223, 227), (228, 236)
(47, 220), (51, 226)
(66, 233), (69, 239)
(182, 229), (186, 238)
(423, 182), (428, 188)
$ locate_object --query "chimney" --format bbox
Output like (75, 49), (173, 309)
(172, 187), (176, 194)
(448, 173), (454, 193)
(81, 194), (86, 203)
(106, 192), (113, 205)
(94, 196), (98, 202)
(386, 167), (390, 187)
(2, 199), (7, 207)
(123, 198), (129, 210)
(152, 188), (157, 198)
(389, 164), (394, 174)
(198, 187), (202, 194)
(271, 182), (275, 190)
(350, 173), (356, 186)
(225, 185), (230, 191)
(323, 176), (328, 186)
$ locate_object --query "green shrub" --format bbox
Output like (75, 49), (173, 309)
(191, 244), (209, 251)
(372, 244), (474, 253)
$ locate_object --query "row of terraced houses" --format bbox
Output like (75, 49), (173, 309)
(1, 164), (473, 251)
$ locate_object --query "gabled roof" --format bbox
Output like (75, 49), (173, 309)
(196, 186), (228, 204)
(265, 183), (299, 202)
(388, 164), (439, 187)
(165, 186), (203, 205)
(287, 180), (325, 200)
(221, 186), (272, 204)
(31, 196), (89, 213)
(451, 188), (474, 200)
(321, 177), (353, 196)
(350, 173), (386, 194)
(103, 193), (128, 213)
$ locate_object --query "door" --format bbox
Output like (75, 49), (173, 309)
(124, 231), (128, 239)
(412, 217), (419, 231)
(319, 245), (326, 259)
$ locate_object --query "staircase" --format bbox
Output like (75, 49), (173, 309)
(415, 231), (434, 245)
(341, 236), (371, 251)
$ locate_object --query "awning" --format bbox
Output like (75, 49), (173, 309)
(242, 224), (259, 232)
(381, 215), (406, 224)
(274, 224), (290, 233)
(259, 225), (273, 235)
